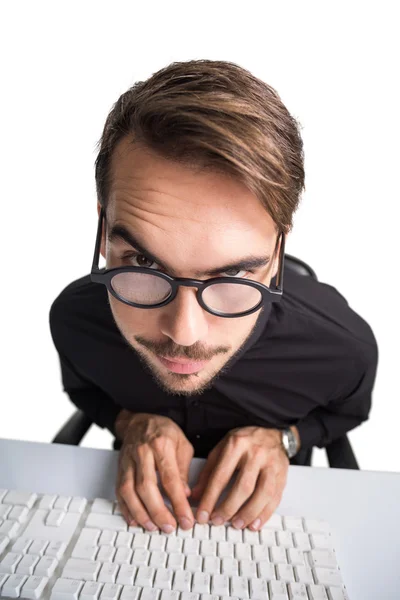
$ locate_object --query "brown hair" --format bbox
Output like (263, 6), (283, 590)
(94, 59), (305, 236)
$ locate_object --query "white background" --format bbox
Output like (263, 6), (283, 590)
(0, 1), (398, 472)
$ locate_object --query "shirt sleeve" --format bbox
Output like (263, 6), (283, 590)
(295, 338), (379, 449)
(56, 350), (122, 437)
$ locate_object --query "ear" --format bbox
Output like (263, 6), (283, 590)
(97, 203), (106, 260)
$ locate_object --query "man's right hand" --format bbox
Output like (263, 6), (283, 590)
(115, 412), (195, 534)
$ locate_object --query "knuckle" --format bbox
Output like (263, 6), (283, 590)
(239, 478), (256, 496)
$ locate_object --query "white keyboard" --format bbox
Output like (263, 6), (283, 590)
(0, 489), (350, 600)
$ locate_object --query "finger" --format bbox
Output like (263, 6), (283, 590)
(230, 467), (277, 530)
(191, 446), (221, 501)
(196, 443), (241, 525)
(114, 495), (135, 526)
(176, 442), (194, 493)
(211, 460), (261, 526)
(116, 460), (157, 531)
(153, 441), (195, 529)
(250, 483), (285, 531)
(135, 442), (182, 533)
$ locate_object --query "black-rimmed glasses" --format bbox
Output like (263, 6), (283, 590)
(90, 208), (285, 318)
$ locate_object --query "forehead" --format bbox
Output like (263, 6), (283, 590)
(107, 138), (277, 255)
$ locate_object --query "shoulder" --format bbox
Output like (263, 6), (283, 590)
(266, 269), (378, 368)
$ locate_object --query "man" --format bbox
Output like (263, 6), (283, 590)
(50, 59), (378, 536)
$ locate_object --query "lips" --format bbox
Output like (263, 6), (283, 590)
(157, 355), (210, 374)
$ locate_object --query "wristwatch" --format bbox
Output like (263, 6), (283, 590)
(281, 427), (299, 458)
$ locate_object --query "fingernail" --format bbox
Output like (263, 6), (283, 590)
(179, 516), (193, 530)
(144, 520), (158, 531)
(211, 515), (224, 526)
(232, 518), (244, 529)
(197, 510), (209, 523)
(161, 524), (175, 534)
(251, 518), (261, 530)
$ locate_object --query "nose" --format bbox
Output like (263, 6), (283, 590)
(159, 285), (209, 346)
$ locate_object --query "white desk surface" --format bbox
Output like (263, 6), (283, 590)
(1, 438), (399, 600)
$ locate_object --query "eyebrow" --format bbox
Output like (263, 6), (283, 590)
(108, 224), (271, 277)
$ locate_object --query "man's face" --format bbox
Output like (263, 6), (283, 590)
(100, 137), (281, 397)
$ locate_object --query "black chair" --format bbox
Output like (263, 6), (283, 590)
(52, 255), (359, 470)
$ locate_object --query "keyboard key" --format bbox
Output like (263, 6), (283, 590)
(287, 548), (305, 566)
(217, 541), (234, 558)
(288, 582), (307, 599)
(63, 558), (101, 581)
(34, 556), (58, 577)
(68, 498), (87, 514)
(304, 520), (331, 535)
(21, 575), (49, 600)
(71, 544), (99, 560)
(159, 591), (179, 600)
(116, 565), (137, 586)
(46, 510), (66, 527)
(252, 543), (270, 562)
(293, 533), (311, 552)
(270, 546), (287, 564)
(193, 525), (209, 540)
(86, 514), (127, 532)
(210, 573), (229, 596)
(12, 537), (32, 554)
(283, 517), (304, 533)
(99, 531), (117, 546)
(91, 500), (114, 515)
(3, 491), (37, 509)
(80, 581), (103, 600)
(257, 561), (276, 579)
(203, 556), (221, 574)
(239, 559), (257, 578)
(276, 564), (295, 582)
(200, 540), (216, 557)
(8, 506), (30, 523)
(220, 557), (237, 576)
(166, 536), (182, 553)
(308, 550), (338, 569)
(54, 497), (72, 511)
(100, 583), (122, 600)
(177, 526), (193, 539)
(0, 552), (23, 573)
(154, 567), (174, 590)
(0, 505), (12, 519)
(135, 566), (155, 587)
(235, 542), (251, 561)
(226, 527), (242, 543)
(183, 538), (200, 555)
(231, 575), (249, 598)
(259, 529), (276, 546)
(97, 563), (119, 584)
(276, 531), (294, 548)
(0, 534), (11, 554)
(2, 574), (28, 597)
(191, 572), (210, 594)
(50, 578), (84, 600)
(78, 529), (101, 546)
(46, 541), (68, 560)
(185, 554), (203, 572)
(172, 570), (192, 592)
(0, 520), (20, 538)
(132, 549), (150, 566)
(120, 586), (142, 600)
(249, 577), (268, 600)
(115, 533), (133, 548)
(209, 526), (225, 542)
(308, 584), (329, 599)
(15, 554), (39, 575)
(243, 529), (260, 545)
(140, 590), (160, 600)
(313, 568), (343, 587)
(294, 565), (313, 584)
(167, 553), (185, 570)
(327, 589), (350, 600)
(114, 548), (132, 564)
(311, 533), (334, 550)
(29, 540), (49, 556)
(132, 534), (150, 549)
(149, 550), (167, 568)
(268, 579), (288, 599)
(263, 514), (283, 531)
(149, 536), (166, 552)
(38, 496), (57, 511)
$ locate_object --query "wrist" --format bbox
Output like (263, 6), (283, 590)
(114, 409), (137, 442)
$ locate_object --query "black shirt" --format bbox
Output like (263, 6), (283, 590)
(49, 269), (378, 461)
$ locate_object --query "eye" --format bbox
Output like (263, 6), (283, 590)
(221, 268), (248, 278)
(122, 252), (161, 270)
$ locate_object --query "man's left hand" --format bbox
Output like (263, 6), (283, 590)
(190, 426), (289, 531)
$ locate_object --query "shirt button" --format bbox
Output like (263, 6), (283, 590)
(196, 435), (201, 439)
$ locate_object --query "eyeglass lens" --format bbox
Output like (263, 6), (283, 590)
(111, 272), (263, 315)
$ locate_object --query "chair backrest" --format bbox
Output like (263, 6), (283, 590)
(284, 253), (317, 280)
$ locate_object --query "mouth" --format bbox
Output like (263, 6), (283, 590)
(156, 354), (210, 374)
